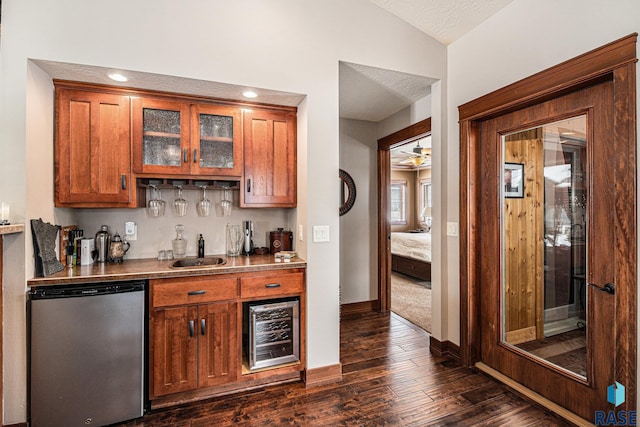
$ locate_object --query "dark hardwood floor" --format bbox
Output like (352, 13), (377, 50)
(115, 311), (570, 426)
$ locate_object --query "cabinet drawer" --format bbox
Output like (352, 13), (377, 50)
(152, 276), (238, 308)
(241, 272), (304, 298)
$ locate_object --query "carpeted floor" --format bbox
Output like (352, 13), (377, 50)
(391, 272), (432, 333)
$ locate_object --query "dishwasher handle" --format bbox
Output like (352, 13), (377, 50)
(29, 280), (145, 299)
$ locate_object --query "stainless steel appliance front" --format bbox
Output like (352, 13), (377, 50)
(29, 281), (145, 427)
(246, 299), (299, 370)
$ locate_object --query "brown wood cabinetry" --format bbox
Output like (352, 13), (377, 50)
(54, 82), (297, 208)
(132, 98), (243, 178)
(242, 109), (297, 207)
(149, 268), (305, 407)
(240, 271), (304, 299)
(54, 83), (134, 207)
(132, 98), (191, 176)
(150, 276), (238, 398)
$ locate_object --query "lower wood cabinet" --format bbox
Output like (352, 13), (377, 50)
(150, 276), (238, 399)
(149, 268), (305, 406)
(152, 301), (237, 397)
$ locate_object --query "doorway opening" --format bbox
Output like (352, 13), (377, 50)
(377, 118), (432, 333)
(388, 137), (433, 332)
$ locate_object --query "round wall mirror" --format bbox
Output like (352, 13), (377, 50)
(339, 169), (356, 216)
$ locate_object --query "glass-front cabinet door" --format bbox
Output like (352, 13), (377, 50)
(132, 98), (190, 175)
(191, 105), (242, 177)
(133, 98), (242, 177)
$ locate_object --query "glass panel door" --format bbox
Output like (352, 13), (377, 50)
(501, 115), (587, 378)
(193, 105), (242, 176)
(142, 108), (183, 167)
(133, 98), (190, 174)
(198, 113), (235, 168)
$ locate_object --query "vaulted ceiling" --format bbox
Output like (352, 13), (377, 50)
(340, 0), (513, 123)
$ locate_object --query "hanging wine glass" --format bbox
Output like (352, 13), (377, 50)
(220, 187), (232, 217)
(147, 185), (166, 217)
(197, 186), (212, 217)
(174, 185), (188, 217)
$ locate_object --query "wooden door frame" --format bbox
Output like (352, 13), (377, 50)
(377, 118), (431, 311)
(459, 33), (637, 410)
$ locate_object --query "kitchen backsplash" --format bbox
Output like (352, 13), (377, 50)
(70, 190), (295, 260)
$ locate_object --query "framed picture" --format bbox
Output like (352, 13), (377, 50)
(504, 162), (524, 198)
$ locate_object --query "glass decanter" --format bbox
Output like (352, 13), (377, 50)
(172, 224), (187, 259)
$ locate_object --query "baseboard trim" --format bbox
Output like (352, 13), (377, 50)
(475, 362), (592, 427)
(4, 423), (28, 427)
(304, 363), (343, 387)
(429, 336), (461, 361)
(341, 300), (379, 315)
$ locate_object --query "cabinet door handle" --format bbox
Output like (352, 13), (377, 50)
(121, 174), (127, 190)
(265, 283), (281, 289)
(189, 320), (195, 337)
(201, 318), (206, 335)
(188, 290), (206, 296)
(183, 148), (188, 163)
(247, 179), (251, 193)
(193, 149), (197, 164)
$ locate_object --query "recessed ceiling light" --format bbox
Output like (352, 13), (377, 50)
(108, 73), (128, 82)
(243, 91), (258, 99)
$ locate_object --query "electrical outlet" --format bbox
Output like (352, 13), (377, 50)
(124, 221), (137, 241)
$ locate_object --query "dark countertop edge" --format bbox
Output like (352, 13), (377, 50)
(27, 256), (307, 287)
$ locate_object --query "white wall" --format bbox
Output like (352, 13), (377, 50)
(0, 0), (446, 422)
(447, 0), (640, 396)
(339, 118), (378, 303)
(338, 91), (434, 305)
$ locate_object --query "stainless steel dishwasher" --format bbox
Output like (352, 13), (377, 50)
(29, 280), (145, 427)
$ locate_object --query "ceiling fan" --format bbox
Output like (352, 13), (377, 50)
(401, 140), (431, 157)
(399, 140), (431, 166)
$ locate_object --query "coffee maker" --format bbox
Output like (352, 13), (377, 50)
(243, 220), (254, 255)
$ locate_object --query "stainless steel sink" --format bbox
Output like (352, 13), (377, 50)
(171, 257), (226, 268)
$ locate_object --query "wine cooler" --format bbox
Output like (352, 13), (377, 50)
(244, 298), (299, 371)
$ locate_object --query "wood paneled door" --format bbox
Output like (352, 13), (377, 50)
(459, 34), (637, 423)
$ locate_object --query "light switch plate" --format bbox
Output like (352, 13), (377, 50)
(446, 222), (459, 237)
(312, 225), (330, 243)
(298, 224), (304, 241)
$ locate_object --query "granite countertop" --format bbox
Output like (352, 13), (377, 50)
(27, 254), (306, 287)
(0, 224), (24, 235)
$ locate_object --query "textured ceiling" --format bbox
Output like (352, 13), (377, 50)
(367, 0), (513, 45)
(32, 1), (512, 123)
(339, 62), (436, 122)
(32, 59), (306, 107)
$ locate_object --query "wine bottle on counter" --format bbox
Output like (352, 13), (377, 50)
(198, 234), (205, 258)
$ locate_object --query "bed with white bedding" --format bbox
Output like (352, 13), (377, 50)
(390, 232), (432, 281)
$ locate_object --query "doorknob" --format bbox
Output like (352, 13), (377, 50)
(590, 282), (615, 295)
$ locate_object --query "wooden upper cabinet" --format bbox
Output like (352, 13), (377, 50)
(242, 109), (297, 207)
(191, 104), (243, 177)
(133, 98), (243, 178)
(55, 86), (133, 207)
(132, 97), (191, 175)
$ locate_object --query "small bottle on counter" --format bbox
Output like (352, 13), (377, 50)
(197, 234), (205, 258)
